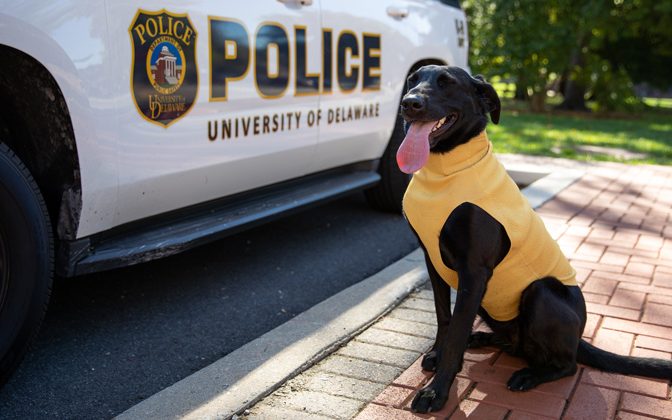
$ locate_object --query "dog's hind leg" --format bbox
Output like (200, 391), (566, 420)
(467, 331), (495, 349)
(467, 331), (514, 350)
(508, 277), (585, 391)
(507, 364), (577, 391)
(469, 310), (522, 354)
(422, 253), (452, 371)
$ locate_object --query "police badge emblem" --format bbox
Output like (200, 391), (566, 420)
(129, 9), (198, 127)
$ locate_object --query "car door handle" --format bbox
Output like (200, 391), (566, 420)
(386, 6), (409, 18)
(277, 0), (313, 5)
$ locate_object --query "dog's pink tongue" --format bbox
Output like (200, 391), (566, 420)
(396, 121), (435, 174)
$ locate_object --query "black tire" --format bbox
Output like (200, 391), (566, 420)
(364, 109), (411, 213)
(0, 142), (53, 387)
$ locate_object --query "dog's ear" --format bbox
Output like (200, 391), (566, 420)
(471, 74), (501, 125)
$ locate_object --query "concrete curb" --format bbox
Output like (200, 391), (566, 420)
(245, 285), (443, 419)
(116, 249), (428, 420)
(498, 155), (586, 209)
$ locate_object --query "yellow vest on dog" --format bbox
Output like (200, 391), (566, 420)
(403, 131), (576, 321)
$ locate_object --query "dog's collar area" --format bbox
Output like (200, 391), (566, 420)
(421, 131), (491, 177)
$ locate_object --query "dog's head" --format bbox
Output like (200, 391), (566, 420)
(396, 65), (500, 173)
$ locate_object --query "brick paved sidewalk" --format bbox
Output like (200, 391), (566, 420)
(357, 163), (672, 419)
(246, 162), (672, 420)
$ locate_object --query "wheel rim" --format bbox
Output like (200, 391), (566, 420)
(0, 227), (8, 310)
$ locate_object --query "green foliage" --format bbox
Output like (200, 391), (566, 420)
(600, 0), (672, 89)
(588, 61), (644, 112)
(465, 0), (571, 95)
(644, 97), (672, 109)
(463, 0), (672, 111)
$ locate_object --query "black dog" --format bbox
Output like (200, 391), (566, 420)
(397, 65), (672, 413)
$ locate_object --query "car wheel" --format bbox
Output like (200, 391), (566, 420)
(364, 107), (411, 213)
(0, 142), (53, 387)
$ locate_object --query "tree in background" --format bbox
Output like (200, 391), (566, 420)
(463, 0), (672, 112)
(591, 0), (672, 110)
(464, 0), (572, 111)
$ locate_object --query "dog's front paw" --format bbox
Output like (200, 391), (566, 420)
(507, 367), (539, 391)
(421, 350), (439, 371)
(410, 383), (448, 413)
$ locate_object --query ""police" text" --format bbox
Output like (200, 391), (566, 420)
(209, 18), (381, 100)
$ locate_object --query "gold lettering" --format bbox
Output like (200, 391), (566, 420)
(146, 18), (158, 38)
(157, 16), (166, 35)
(149, 95), (162, 119)
(174, 20), (185, 40)
(182, 27), (193, 46)
(134, 24), (147, 44)
(161, 16), (174, 36)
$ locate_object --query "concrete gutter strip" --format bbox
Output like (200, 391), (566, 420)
(501, 156), (585, 209)
(520, 168), (584, 209)
(116, 249), (427, 420)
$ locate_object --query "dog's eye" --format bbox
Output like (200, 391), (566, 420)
(408, 74), (419, 85)
(437, 74), (454, 88)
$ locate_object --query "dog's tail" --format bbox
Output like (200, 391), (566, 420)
(577, 339), (672, 379)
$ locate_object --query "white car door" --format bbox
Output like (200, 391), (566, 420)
(312, 0), (391, 173)
(315, 0), (468, 173)
(106, 1), (321, 228)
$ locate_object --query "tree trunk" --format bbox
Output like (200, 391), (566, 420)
(557, 40), (589, 111)
(514, 73), (529, 101)
(557, 76), (589, 111)
(529, 91), (546, 112)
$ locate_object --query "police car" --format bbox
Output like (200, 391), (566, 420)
(0, 0), (468, 385)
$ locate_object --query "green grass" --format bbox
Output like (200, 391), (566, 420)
(484, 79), (672, 164)
(489, 107), (672, 165)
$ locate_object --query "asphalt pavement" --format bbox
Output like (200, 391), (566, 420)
(0, 193), (418, 420)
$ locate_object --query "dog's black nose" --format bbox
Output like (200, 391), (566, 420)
(401, 95), (425, 113)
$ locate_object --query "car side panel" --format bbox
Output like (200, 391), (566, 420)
(0, 0), (468, 238)
(106, 1), (321, 231)
(0, 2), (120, 238)
(313, 0), (468, 172)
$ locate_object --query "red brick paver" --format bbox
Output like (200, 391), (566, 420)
(357, 163), (672, 419)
